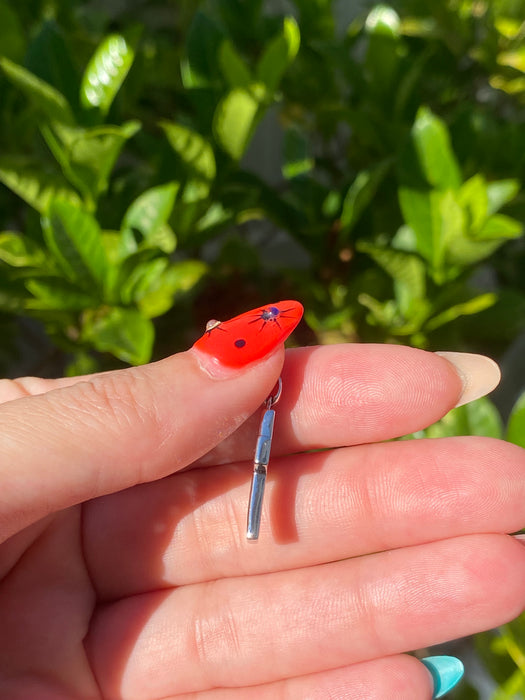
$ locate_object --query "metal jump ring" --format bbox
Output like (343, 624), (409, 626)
(265, 377), (282, 409)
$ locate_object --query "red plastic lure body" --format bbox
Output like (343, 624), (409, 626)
(192, 300), (304, 368)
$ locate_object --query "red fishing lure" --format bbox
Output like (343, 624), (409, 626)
(193, 300), (304, 368)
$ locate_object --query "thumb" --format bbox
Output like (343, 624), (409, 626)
(0, 301), (303, 542)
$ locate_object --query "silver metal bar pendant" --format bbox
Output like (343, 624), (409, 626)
(246, 378), (282, 540)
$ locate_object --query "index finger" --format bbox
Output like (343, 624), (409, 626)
(197, 344), (498, 465)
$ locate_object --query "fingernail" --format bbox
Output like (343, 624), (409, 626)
(435, 352), (501, 407)
(422, 655), (464, 698)
(192, 301), (304, 370)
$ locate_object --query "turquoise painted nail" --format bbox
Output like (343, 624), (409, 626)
(422, 655), (464, 699)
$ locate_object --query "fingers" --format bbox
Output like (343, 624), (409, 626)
(0, 342), (491, 543)
(1, 344), (465, 457)
(197, 344), (465, 465)
(0, 347), (284, 542)
(85, 534), (525, 698)
(85, 436), (525, 597)
(171, 656), (436, 700)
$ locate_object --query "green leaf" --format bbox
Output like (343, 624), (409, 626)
(119, 256), (207, 318)
(425, 293), (497, 331)
(166, 260), (209, 294)
(357, 241), (427, 318)
(365, 4), (401, 37)
(47, 121), (141, 203)
(506, 391), (525, 449)
(364, 5), (402, 97)
(82, 307), (154, 365)
(122, 182), (179, 250)
(476, 214), (522, 241)
(0, 57), (74, 125)
(358, 293), (399, 329)
(100, 231), (125, 263)
(442, 210), (522, 267)
(490, 74), (525, 95)
(141, 223), (177, 255)
(391, 225), (418, 253)
(498, 46), (525, 73)
(218, 40), (252, 87)
(120, 257), (169, 308)
(0, 156), (82, 212)
(495, 17), (523, 39)
(424, 397), (503, 439)
(398, 188), (438, 264)
(340, 159), (391, 237)
(398, 188), (463, 278)
(458, 174), (488, 233)
(41, 200), (108, 291)
(0, 232), (46, 268)
(213, 85), (266, 160)
(80, 34), (135, 115)
(161, 122), (216, 184)
(445, 237), (506, 267)
(179, 179), (213, 205)
(66, 352), (100, 377)
(25, 278), (98, 310)
(256, 17), (300, 92)
(196, 202), (234, 235)
(411, 106), (462, 190)
(486, 179), (520, 215)
(159, 258), (207, 296)
(112, 248), (161, 304)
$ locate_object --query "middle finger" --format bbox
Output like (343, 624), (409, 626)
(84, 436), (525, 599)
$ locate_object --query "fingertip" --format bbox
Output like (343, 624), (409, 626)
(279, 344), (469, 446)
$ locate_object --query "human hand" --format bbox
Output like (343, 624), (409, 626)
(0, 302), (523, 699)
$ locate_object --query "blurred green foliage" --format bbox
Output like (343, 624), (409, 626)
(1, 0), (525, 695)
(2, 0), (525, 370)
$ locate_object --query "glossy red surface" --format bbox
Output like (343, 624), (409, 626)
(192, 300), (304, 368)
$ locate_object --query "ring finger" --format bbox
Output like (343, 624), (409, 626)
(85, 534), (525, 698)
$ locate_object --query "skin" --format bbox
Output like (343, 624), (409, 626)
(0, 343), (524, 699)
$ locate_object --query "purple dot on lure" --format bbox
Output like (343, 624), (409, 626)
(234, 338), (246, 348)
(261, 306), (280, 321)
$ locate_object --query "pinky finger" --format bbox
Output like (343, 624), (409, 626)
(172, 655), (461, 700)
